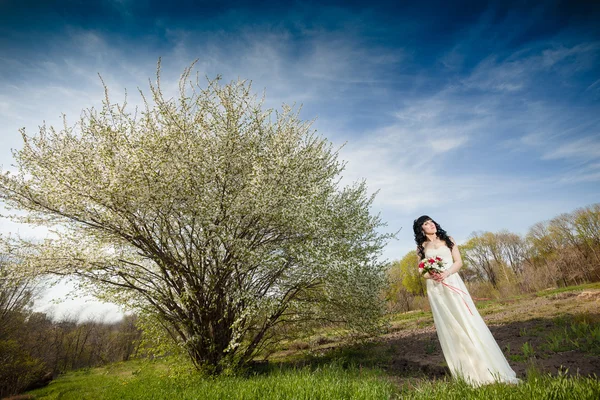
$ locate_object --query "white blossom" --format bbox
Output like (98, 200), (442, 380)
(0, 61), (393, 371)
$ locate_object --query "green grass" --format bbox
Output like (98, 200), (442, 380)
(396, 370), (600, 400)
(389, 310), (431, 321)
(26, 360), (396, 400)
(424, 340), (437, 355)
(26, 360), (600, 400)
(24, 283), (600, 399)
(300, 341), (398, 371)
(507, 342), (536, 363)
(536, 282), (600, 297)
(542, 315), (600, 355)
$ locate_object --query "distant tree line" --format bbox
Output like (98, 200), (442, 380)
(0, 268), (142, 397)
(385, 203), (600, 312)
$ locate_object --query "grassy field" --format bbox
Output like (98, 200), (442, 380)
(23, 360), (397, 400)
(23, 283), (600, 400)
(21, 359), (600, 400)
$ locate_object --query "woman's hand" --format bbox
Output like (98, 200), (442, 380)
(433, 270), (451, 282)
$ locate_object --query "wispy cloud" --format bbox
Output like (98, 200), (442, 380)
(543, 136), (600, 161)
(462, 42), (600, 93)
(1, 0), (600, 310)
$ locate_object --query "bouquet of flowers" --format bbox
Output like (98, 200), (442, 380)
(419, 256), (445, 276)
(419, 255), (476, 316)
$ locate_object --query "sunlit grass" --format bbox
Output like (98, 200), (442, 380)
(397, 369), (600, 400)
(25, 283), (600, 399)
(27, 359), (600, 400)
(26, 360), (396, 400)
(536, 282), (600, 297)
(542, 315), (600, 355)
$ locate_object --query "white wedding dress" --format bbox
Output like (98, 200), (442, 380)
(425, 245), (519, 386)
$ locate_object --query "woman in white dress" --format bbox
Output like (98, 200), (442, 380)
(413, 215), (519, 386)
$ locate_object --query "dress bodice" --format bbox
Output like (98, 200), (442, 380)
(424, 245), (453, 268)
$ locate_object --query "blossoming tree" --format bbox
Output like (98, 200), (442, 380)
(0, 62), (392, 371)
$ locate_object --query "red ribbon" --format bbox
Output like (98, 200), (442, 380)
(439, 282), (474, 316)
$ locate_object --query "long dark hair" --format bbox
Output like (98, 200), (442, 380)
(413, 215), (453, 259)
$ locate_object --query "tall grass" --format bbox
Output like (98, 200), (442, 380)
(543, 315), (600, 355)
(27, 360), (600, 400)
(397, 370), (600, 400)
(26, 282), (600, 399)
(26, 360), (396, 400)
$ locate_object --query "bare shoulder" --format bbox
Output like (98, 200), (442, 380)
(449, 236), (457, 245)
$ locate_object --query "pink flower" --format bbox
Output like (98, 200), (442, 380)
(419, 262), (425, 269)
(435, 256), (442, 261)
(428, 258), (435, 263)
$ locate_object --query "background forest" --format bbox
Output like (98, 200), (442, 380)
(385, 203), (600, 313)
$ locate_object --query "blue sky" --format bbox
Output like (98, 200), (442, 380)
(1, 0), (599, 319)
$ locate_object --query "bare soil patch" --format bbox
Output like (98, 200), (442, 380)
(273, 288), (600, 381)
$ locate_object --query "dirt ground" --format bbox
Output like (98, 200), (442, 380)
(378, 289), (600, 380)
(276, 288), (600, 382)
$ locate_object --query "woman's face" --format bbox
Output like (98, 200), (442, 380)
(422, 219), (437, 235)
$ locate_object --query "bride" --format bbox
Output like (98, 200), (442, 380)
(413, 215), (519, 386)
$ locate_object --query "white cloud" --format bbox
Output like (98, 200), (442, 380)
(462, 41), (600, 93)
(337, 118), (525, 215)
(2, 22), (599, 314)
(429, 136), (468, 153)
(542, 136), (600, 161)
(464, 55), (527, 92)
(586, 78), (600, 92)
(541, 42), (600, 70)
(508, 121), (600, 168)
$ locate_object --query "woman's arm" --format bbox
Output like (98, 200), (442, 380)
(435, 237), (463, 281)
